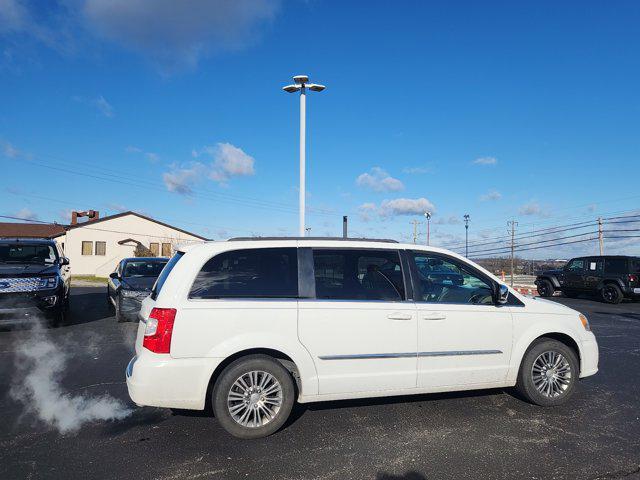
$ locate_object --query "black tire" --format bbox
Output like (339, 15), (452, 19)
(601, 283), (623, 304)
(515, 338), (579, 407)
(537, 279), (554, 297)
(212, 355), (295, 439)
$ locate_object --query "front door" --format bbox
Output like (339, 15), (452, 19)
(298, 248), (418, 395)
(563, 258), (587, 290)
(410, 252), (513, 388)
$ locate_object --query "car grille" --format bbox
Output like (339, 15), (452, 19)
(0, 277), (42, 293)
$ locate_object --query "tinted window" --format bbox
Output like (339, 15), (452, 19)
(0, 244), (57, 264)
(313, 249), (404, 301)
(412, 253), (493, 305)
(123, 260), (168, 278)
(190, 248), (298, 299)
(632, 259), (640, 273)
(565, 259), (585, 272)
(587, 258), (603, 273)
(604, 258), (628, 274)
(151, 252), (184, 300)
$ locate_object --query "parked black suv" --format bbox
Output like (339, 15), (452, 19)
(0, 238), (71, 326)
(535, 255), (640, 304)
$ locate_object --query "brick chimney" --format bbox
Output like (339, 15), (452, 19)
(71, 210), (100, 225)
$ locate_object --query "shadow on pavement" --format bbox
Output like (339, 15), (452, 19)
(64, 290), (113, 327)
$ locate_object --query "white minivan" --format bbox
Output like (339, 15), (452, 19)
(126, 238), (599, 438)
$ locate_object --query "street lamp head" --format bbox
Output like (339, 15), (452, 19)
(307, 83), (326, 92)
(293, 75), (309, 84)
(283, 84), (301, 93)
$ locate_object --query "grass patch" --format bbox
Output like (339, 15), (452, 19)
(71, 275), (109, 285)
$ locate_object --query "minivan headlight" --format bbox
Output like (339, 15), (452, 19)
(579, 313), (591, 331)
(37, 277), (58, 290)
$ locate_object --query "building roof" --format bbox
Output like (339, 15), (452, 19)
(0, 222), (66, 239)
(55, 211), (209, 241)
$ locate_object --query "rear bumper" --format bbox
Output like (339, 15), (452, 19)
(125, 353), (222, 410)
(579, 337), (599, 378)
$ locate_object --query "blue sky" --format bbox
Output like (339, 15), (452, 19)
(1, 0), (639, 258)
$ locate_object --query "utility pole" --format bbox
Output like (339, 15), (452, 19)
(424, 211), (431, 246)
(343, 216), (348, 238)
(463, 214), (470, 257)
(411, 220), (420, 244)
(282, 75), (326, 236)
(508, 219), (518, 287)
(598, 217), (604, 255)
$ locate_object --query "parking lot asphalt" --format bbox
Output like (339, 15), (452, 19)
(1, 287), (639, 480)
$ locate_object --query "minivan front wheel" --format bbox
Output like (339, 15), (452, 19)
(212, 355), (295, 439)
(516, 339), (579, 407)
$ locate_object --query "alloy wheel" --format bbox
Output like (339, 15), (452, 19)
(227, 370), (283, 428)
(531, 351), (572, 398)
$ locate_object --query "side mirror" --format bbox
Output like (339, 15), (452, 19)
(59, 257), (70, 266)
(109, 272), (119, 280)
(496, 283), (509, 304)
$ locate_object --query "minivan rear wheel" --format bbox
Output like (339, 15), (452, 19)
(516, 338), (579, 407)
(212, 355), (295, 439)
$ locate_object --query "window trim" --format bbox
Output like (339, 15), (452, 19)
(309, 247), (410, 302)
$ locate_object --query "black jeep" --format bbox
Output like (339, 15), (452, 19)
(0, 238), (71, 327)
(535, 255), (640, 304)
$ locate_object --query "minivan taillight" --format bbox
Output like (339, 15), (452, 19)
(143, 308), (176, 354)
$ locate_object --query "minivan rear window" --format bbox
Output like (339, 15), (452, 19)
(189, 248), (298, 299)
(151, 252), (184, 300)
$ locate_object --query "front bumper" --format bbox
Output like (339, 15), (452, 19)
(126, 353), (222, 410)
(118, 292), (149, 320)
(580, 337), (599, 378)
(0, 290), (62, 325)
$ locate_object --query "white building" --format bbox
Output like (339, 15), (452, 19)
(0, 210), (208, 277)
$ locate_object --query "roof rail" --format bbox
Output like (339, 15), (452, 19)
(227, 236), (399, 244)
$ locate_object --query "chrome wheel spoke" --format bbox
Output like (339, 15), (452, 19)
(531, 350), (572, 398)
(227, 369), (283, 428)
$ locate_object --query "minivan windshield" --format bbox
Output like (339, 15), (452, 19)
(0, 244), (57, 264)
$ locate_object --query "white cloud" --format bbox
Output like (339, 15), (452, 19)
(379, 198), (436, 217)
(125, 146), (158, 162)
(519, 201), (540, 216)
(480, 189), (502, 201)
(1, 140), (20, 158)
(0, 0), (28, 33)
(162, 164), (205, 195)
(14, 207), (38, 220)
(74, 95), (114, 117)
(356, 167), (404, 192)
(402, 166), (432, 175)
(196, 142), (255, 184)
(473, 156), (498, 166)
(357, 203), (377, 222)
(434, 215), (462, 225)
(82, 0), (281, 71)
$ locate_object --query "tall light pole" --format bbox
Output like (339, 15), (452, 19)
(464, 214), (470, 257)
(283, 75), (326, 236)
(424, 211), (431, 246)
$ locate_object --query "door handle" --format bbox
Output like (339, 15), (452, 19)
(387, 312), (413, 321)
(422, 312), (446, 321)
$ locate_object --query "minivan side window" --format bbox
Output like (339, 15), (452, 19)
(411, 253), (494, 305)
(313, 249), (405, 301)
(189, 248), (298, 299)
(151, 252), (184, 300)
